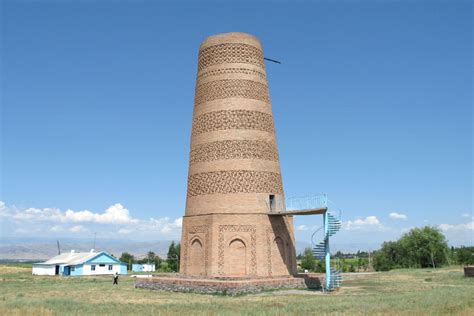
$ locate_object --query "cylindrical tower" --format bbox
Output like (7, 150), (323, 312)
(180, 32), (296, 278)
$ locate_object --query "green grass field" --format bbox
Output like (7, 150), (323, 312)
(0, 264), (472, 315)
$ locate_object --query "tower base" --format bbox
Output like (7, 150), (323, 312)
(180, 213), (297, 278)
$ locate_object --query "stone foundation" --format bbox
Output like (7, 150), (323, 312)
(134, 273), (323, 295)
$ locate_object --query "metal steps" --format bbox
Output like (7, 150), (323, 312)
(312, 210), (342, 291)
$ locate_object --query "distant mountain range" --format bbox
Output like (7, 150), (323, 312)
(0, 238), (381, 261)
(0, 239), (174, 261)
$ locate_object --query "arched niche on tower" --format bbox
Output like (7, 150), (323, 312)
(225, 237), (247, 277)
(188, 237), (205, 276)
(272, 235), (289, 276)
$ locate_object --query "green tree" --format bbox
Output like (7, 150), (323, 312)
(399, 226), (449, 268)
(119, 252), (135, 271)
(137, 251), (159, 265)
(373, 241), (405, 271)
(300, 248), (317, 272)
(373, 226), (449, 271)
(167, 241), (181, 272)
(454, 246), (474, 265)
(146, 251), (156, 263)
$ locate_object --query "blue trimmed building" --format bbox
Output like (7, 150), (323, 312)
(32, 250), (128, 276)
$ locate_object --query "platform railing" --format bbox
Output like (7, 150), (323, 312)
(286, 194), (328, 211)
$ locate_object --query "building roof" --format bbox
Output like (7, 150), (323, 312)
(35, 251), (119, 266)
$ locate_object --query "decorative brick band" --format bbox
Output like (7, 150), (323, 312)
(198, 67), (267, 80)
(194, 79), (270, 105)
(187, 170), (283, 197)
(192, 110), (274, 136)
(190, 140), (279, 164)
(198, 43), (264, 71)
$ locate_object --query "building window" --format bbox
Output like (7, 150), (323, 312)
(71, 266), (75, 272)
(108, 265), (113, 271)
(91, 265), (96, 271)
(99, 264), (105, 267)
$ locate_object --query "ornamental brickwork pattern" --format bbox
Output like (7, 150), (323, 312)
(187, 170), (283, 197)
(189, 140), (279, 164)
(194, 79), (270, 105)
(182, 225), (210, 275)
(198, 43), (264, 71)
(191, 110), (274, 136)
(197, 67), (267, 81)
(217, 225), (257, 276)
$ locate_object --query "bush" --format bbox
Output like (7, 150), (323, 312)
(454, 246), (474, 265)
(157, 262), (172, 272)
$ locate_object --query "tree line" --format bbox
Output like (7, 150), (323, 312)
(119, 241), (181, 272)
(298, 226), (473, 273)
(373, 227), (473, 271)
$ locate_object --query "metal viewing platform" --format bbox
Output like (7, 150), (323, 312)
(268, 207), (327, 216)
(267, 194), (328, 215)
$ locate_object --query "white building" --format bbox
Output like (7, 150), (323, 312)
(132, 263), (156, 272)
(32, 250), (127, 276)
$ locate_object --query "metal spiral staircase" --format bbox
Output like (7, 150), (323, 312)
(268, 194), (343, 291)
(311, 210), (343, 291)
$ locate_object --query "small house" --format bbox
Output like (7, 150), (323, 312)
(32, 250), (127, 276)
(132, 263), (156, 272)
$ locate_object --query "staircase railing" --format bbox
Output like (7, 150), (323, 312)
(312, 210), (343, 291)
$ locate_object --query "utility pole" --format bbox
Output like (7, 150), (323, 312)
(93, 232), (96, 250)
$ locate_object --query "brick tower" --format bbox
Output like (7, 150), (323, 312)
(180, 32), (296, 278)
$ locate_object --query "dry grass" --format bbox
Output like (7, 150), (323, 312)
(0, 265), (473, 315)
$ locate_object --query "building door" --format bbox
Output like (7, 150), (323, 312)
(55, 265), (60, 275)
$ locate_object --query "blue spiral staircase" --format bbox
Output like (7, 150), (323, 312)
(269, 194), (343, 291)
(312, 211), (343, 291)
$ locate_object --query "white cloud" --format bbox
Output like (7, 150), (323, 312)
(174, 217), (183, 228)
(70, 225), (86, 233)
(439, 221), (474, 232)
(6, 202), (136, 224)
(344, 216), (385, 231)
(0, 201), (183, 238)
(389, 212), (407, 220)
(146, 217), (183, 234)
(13, 207), (62, 221)
(296, 225), (308, 231)
(461, 213), (473, 220)
(49, 225), (87, 233)
(50, 225), (63, 232)
(63, 203), (137, 224)
(0, 201), (8, 218)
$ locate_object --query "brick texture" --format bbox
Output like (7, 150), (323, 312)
(180, 32), (296, 278)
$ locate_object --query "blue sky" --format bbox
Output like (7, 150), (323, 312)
(1, 0), (472, 249)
